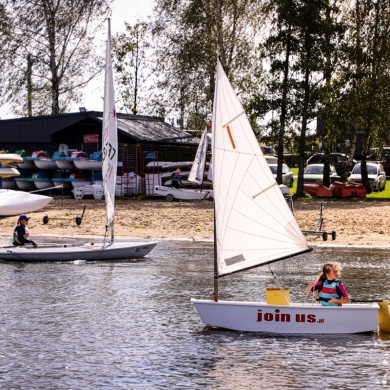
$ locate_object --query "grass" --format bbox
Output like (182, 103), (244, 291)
(290, 167), (390, 200)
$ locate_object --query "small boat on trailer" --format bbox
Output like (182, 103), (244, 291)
(154, 185), (213, 201)
(191, 58), (390, 335)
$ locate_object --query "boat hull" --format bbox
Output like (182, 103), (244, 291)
(0, 189), (52, 216)
(73, 160), (102, 170)
(54, 160), (74, 170)
(154, 185), (213, 201)
(0, 240), (158, 262)
(14, 180), (37, 191)
(34, 160), (58, 170)
(191, 299), (379, 334)
(0, 154), (24, 164)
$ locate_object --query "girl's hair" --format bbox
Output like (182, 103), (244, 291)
(318, 262), (342, 281)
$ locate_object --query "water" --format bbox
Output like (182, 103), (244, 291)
(0, 240), (389, 389)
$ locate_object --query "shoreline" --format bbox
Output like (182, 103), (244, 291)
(1, 197), (390, 249)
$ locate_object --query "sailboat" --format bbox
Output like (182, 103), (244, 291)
(154, 128), (213, 201)
(191, 59), (390, 334)
(0, 20), (158, 262)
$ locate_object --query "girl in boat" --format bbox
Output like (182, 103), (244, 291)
(305, 262), (350, 306)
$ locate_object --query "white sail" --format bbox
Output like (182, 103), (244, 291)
(102, 19), (118, 234)
(212, 60), (310, 277)
(188, 128), (208, 185)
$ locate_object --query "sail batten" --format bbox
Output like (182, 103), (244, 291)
(102, 19), (118, 237)
(212, 60), (311, 277)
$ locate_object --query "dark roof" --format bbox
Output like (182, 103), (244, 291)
(0, 111), (200, 146)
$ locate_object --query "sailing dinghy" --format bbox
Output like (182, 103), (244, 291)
(0, 20), (158, 262)
(191, 59), (389, 334)
(154, 128), (213, 201)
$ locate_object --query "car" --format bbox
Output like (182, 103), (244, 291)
(348, 162), (386, 192)
(303, 163), (340, 184)
(265, 155), (278, 165)
(261, 146), (276, 155)
(306, 153), (356, 176)
(268, 163), (294, 187)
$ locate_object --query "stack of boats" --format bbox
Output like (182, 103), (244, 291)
(0, 152), (53, 216)
(10, 149), (103, 193)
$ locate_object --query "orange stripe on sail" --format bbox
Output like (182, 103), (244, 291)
(226, 125), (236, 149)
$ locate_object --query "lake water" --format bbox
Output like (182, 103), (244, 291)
(0, 239), (389, 389)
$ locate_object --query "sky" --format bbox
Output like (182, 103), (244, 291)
(0, 0), (154, 119)
(70, 0), (154, 114)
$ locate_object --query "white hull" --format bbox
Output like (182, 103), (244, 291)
(154, 185), (213, 201)
(191, 299), (379, 334)
(73, 160), (102, 170)
(71, 180), (92, 188)
(0, 240), (158, 262)
(0, 154), (24, 164)
(34, 160), (58, 170)
(146, 161), (193, 170)
(54, 160), (74, 170)
(0, 167), (20, 178)
(33, 180), (54, 190)
(17, 160), (35, 169)
(15, 180), (36, 191)
(0, 189), (52, 216)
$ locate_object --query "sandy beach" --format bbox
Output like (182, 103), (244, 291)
(1, 197), (390, 248)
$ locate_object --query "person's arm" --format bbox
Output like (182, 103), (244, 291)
(330, 282), (350, 304)
(305, 281), (316, 294)
(305, 280), (321, 294)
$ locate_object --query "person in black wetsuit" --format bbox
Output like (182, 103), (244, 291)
(13, 214), (37, 248)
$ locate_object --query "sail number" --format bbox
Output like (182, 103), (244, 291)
(103, 142), (116, 161)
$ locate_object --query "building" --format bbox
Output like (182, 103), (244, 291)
(0, 111), (201, 174)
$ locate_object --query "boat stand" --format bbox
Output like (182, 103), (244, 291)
(42, 205), (87, 226)
(301, 201), (336, 241)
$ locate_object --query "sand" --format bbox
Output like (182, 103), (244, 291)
(0, 197), (390, 248)
(1, 197), (390, 248)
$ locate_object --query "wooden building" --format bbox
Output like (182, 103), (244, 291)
(0, 111), (201, 176)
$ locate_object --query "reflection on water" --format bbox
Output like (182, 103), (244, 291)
(0, 240), (389, 388)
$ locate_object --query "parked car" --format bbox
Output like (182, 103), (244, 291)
(348, 162), (386, 192)
(269, 163), (294, 187)
(261, 146), (276, 155)
(265, 155), (278, 165)
(303, 163), (340, 184)
(306, 153), (356, 176)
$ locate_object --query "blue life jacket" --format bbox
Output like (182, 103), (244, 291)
(319, 279), (341, 306)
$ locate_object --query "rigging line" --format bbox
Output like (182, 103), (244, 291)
(267, 264), (291, 304)
(252, 181), (279, 200)
(222, 110), (246, 128)
(97, 228), (111, 263)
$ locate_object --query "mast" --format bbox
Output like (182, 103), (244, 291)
(102, 18), (118, 243)
(212, 56), (219, 302)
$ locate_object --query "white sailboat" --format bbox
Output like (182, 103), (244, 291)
(0, 20), (158, 262)
(154, 128), (213, 201)
(191, 59), (389, 334)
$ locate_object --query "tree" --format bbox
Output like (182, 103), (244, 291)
(334, 0), (390, 193)
(113, 21), (156, 115)
(152, 0), (264, 129)
(2, 0), (111, 115)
